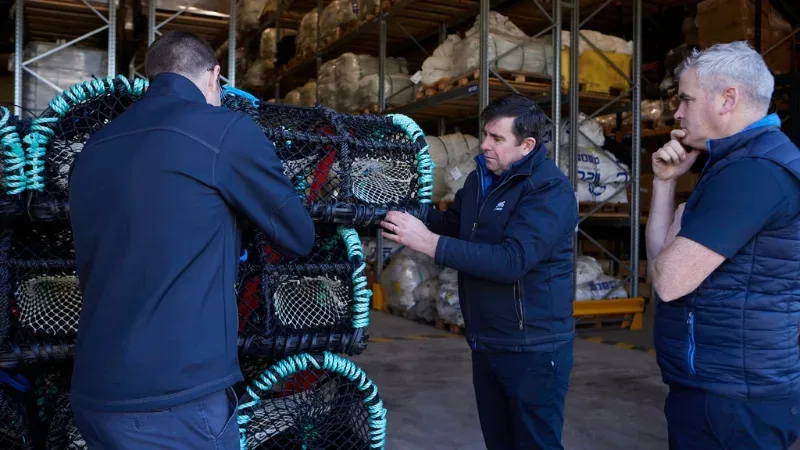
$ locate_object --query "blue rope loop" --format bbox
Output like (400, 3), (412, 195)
(222, 85), (260, 108)
(0, 106), (27, 196)
(338, 226), (372, 330)
(237, 352), (387, 450)
(386, 114), (434, 204)
(23, 74), (149, 193)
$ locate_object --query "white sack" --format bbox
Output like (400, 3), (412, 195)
(236, 0), (269, 34)
(436, 268), (463, 326)
(320, 0), (359, 42)
(551, 145), (629, 185)
(409, 278), (440, 322)
(576, 255), (604, 285)
(576, 181), (628, 204)
(443, 158), (477, 202)
(576, 274), (628, 301)
(381, 248), (442, 313)
(260, 28), (277, 62)
(296, 10), (318, 55)
(299, 79), (317, 106)
(542, 112), (607, 151)
(421, 34), (462, 86)
(357, 74), (416, 111)
(452, 13), (547, 75)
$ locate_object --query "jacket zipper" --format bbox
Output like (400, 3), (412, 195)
(471, 164), (521, 236)
(687, 310), (696, 375)
(514, 280), (525, 331)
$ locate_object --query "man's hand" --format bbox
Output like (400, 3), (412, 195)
(381, 211), (440, 259)
(653, 129), (701, 181)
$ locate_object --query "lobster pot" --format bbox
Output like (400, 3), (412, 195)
(237, 352), (387, 450)
(0, 107), (27, 217)
(221, 91), (434, 226)
(237, 225), (371, 359)
(45, 391), (86, 450)
(0, 380), (36, 450)
(0, 223), (79, 350)
(23, 75), (149, 221)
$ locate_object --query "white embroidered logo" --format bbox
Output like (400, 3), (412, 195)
(494, 201), (505, 211)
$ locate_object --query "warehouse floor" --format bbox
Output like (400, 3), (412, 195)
(351, 310), (670, 450)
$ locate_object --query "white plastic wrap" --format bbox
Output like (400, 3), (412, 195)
(436, 269), (463, 326)
(576, 274), (628, 301)
(421, 34), (462, 86)
(576, 256), (603, 285)
(424, 133), (480, 202)
(296, 10), (319, 55)
(320, 0), (359, 43)
(299, 80), (317, 106)
(443, 158), (477, 202)
(553, 145), (630, 185)
(260, 28), (277, 62)
(381, 249), (442, 313)
(317, 54), (408, 111)
(317, 59), (338, 109)
(453, 12), (547, 75)
(357, 74), (416, 110)
(360, 237), (405, 265)
(236, 0), (269, 34)
(408, 278), (440, 322)
(240, 60), (271, 93)
(542, 112), (607, 151)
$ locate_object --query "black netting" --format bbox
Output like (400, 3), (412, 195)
(0, 107), (27, 217)
(237, 352), (386, 450)
(236, 223), (371, 359)
(0, 372), (36, 450)
(222, 91), (433, 227)
(24, 75), (148, 221)
(2, 221), (78, 352)
(45, 390), (86, 450)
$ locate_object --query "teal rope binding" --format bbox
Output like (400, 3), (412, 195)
(237, 352), (388, 450)
(24, 74), (149, 192)
(338, 226), (372, 329)
(0, 106), (26, 195)
(387, 113), (434, 204)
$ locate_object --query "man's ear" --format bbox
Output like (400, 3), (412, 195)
(720, 86), (739, 115)
(524, 137), (536, 154)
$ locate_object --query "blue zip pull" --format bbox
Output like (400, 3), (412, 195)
(239, 249), (248, 262)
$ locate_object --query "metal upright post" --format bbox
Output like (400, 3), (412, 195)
(379, 17), (387, 112)
(629, 0), (642, 296)
(14, 0), (23, 117)
(108, 0), (117, 75)
(478, 0), (490, 139)
(148, 0), (156, 45)
(569, 0), (580, 291)
(551, 0), (562, 167)
(227, 0), (236, 87)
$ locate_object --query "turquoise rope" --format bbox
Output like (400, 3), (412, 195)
(338, 226), (372, 329)
(237, 352), (387, 450)
(0, 106), (26, 195)
(23, 74), (148, 192)
(387, 113), (434, 204)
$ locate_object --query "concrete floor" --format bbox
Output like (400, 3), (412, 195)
(351, 311), (670, 450)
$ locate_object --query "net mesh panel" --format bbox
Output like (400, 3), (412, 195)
(0, 107), (27, 215)
(45, 390), (86, 450)
(23, 75), (148, 220)
(0, 375), (36, 450)
(237, 352), (387, 450)
(4, 222), (79, 348)
(237, 224), (371, 341)
(222, 91), (434, 226)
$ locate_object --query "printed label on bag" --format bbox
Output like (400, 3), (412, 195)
(450, 166), (463, 180)
(410, 70), (423, 84)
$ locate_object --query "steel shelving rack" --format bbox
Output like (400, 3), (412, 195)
(254, 0), (652, 328)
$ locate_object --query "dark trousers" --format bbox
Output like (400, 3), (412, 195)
(471, 341), (573, 450)
(71, 386), (239, 449)
(665, 385), (800, 450)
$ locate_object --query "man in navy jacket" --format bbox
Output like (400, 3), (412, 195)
(67, 31), (314, 448)
(382, 94), (578, 449)
(648, 41), (800, 449)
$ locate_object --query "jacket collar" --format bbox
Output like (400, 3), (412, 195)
(143, 72), (208, 104)
(704, 113), (782, 171)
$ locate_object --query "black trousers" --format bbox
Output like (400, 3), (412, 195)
(71, 386), (239, 449)
(471, 341), (574, 450)
(665, 385), (800, 450)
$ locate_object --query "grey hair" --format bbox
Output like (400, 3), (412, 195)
(675, 41), (774, 113)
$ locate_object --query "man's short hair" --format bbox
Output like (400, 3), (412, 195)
(675, 41), (774, 113)
(144, 31), (219, 81)
(480, 94), (547, 146)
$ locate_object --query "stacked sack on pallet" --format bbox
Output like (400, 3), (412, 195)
(284, 79), (318, 106)
(420, 11), (550, 86)
(543, 113), (630, 204)
(424, 132), (481, 202)
(317, 53), (413, 112)
(575, 256), (628, 301)
(296, 0), (381, 56)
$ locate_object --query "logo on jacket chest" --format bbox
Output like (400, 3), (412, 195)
(494, 201), (505, 211)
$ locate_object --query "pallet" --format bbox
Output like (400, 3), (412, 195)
(435, 319), (465, 335)
(579, 83), (627, 97)
(579, 202), (630, 216)
(416, 69), (553, 100)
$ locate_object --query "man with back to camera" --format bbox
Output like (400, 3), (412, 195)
(648, 41), (800, 449)
(380, 94), (578, 450)
(66, 31), (315, 448)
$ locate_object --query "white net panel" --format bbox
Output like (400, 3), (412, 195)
(15, 275), (82, 335)
(349, 158), (414, 204)
(273, 276), (351, 329)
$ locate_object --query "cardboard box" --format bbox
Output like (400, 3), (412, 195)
(697, 0), (793, 74)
